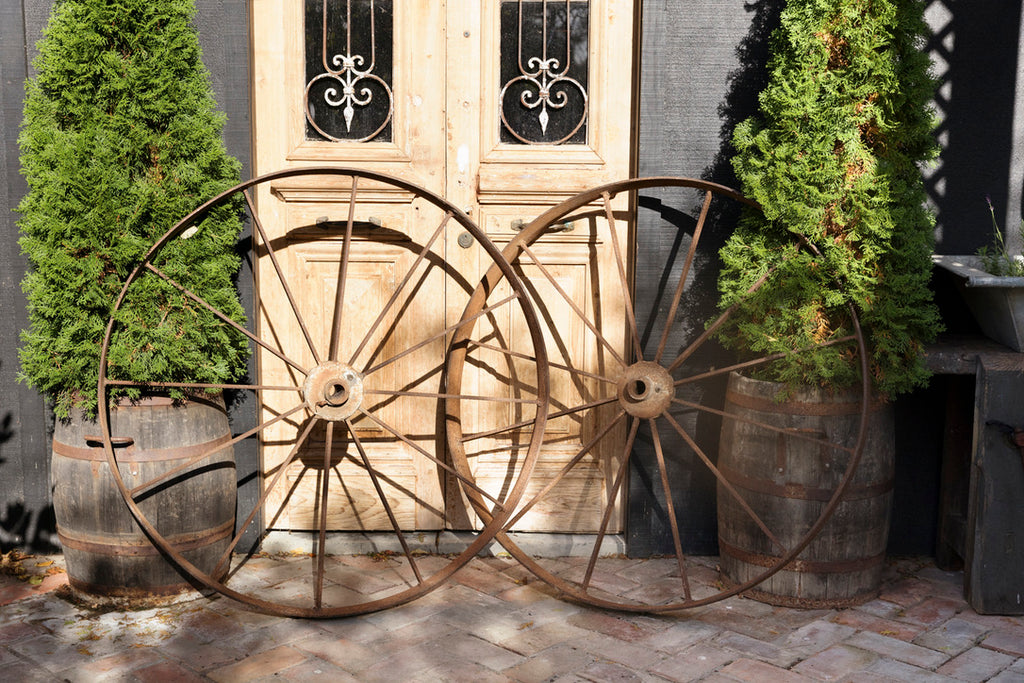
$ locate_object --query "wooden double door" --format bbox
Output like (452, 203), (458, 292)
(252, 0), (636, 534)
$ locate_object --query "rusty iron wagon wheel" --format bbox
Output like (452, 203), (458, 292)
(97, 167), (549, 618)
(446, 177), (870, 612)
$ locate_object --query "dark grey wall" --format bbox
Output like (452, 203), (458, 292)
(0, 0), (256, 551)
(926, 1), (1024, 255)
(0, 0), (51, 550)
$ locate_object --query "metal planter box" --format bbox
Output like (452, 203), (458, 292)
(933, 255), (1024, 351)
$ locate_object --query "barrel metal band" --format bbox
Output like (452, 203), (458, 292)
(724, 389), (882, 417)
(53, 433), (232, 463)
(67, 575), (193, 597)
(56, 518), (234, 557)
(718, 464), (894, 502)
(718, 537), (886, 574)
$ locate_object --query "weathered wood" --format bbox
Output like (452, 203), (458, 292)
(717, 372), (895, 608)
(935, 374), (973, 570)
(964, 357), (1024, 614)
(924, 334), (1023, 375)
(52, 395), (236, 600)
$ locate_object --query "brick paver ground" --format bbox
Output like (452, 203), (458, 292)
(1, 552), (1022, 682)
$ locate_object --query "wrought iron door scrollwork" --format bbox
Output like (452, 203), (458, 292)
(499, 0), (589, 145)
(305, 0), (393, 143)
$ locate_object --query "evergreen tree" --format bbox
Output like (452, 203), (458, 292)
(718, 0), (941, 397)
(18, 0), (249, 418)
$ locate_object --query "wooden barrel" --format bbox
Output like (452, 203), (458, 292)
(717, 372), (894, 608)
(52, 394), (236, 603)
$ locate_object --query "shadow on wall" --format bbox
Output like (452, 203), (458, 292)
(925, 0), (1022, 254)
(703, 0), (784, 194)
(1, 503), (58, 554)
(1, 408), (58, 551)
(0, 359), (57, 553)
(626, 1), (785, 557)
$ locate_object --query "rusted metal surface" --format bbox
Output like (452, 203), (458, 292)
(447, 176), (871, 613)
(97, 167), (549, 618)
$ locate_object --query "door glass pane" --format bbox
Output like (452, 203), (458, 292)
(305, 0), (394, 142)
(499, 0), (590, 145)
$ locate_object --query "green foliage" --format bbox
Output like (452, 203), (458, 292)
(18, 0), (249, 418)
(719, 0), (942, 397)
(977, 197), (1024, 277)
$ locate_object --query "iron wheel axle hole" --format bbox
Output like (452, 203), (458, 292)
(627, 379), (650, 402)
(324, 382), (349, 406)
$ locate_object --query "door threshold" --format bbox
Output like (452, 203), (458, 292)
(258, 530), (626, 558)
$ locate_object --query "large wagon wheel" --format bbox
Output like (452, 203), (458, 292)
(447, 177), (869, 612)
(97, 167), (548, 617)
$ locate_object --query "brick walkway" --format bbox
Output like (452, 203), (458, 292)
(2, 553), (1023, 682)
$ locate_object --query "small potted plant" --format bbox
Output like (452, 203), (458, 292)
(18, 0), (249, 602)
(932, 198), (1024, 351)
(714, 0), (941, 606)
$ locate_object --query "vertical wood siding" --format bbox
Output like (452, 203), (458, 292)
(0, 0), (52, 551)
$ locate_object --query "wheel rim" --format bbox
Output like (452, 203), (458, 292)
(447, 177), (869, 612)
(97, 166), (548, 617)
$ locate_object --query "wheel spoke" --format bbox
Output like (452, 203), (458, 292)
(129, 401), (309, 497)
(662, 411), (786, 552)
(654, 190), (712, 364)
(505, 410), (627, 528)
(649, 417), (692, 600)
(519, 241), (627, 368)
(212, 417), (319, 578)
(328, 178), (359, 362)
(365, 388), (540, 405)
(145, 262), (310, 376)
(362, 293), (521, 376)
(314, 423), (334, 609)
(466, 340), (617, 385)
(672, 335), (858, 389)
(461, 394), (620, 444)
(348, 212), (452, 368)
(245, 190), (323, 365)
(347, 423), (423, 583)
(356, 408), (506, 510)
(601, 191), (643, 360)
(581, 416), (640, 591)
(666, 265), (776, 374)
(329, 443), (444, 520)
(670, 396), (855, 455)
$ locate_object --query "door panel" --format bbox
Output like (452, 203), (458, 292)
(252, 0), (635, 533)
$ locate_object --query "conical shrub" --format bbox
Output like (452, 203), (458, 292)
(18, 0), (249, 418)
(718, 0), (941, 397)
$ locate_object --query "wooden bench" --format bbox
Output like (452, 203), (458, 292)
(926, 335), (1024, 614)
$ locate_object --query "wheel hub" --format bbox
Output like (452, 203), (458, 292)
(617, 361), (674, 418)
(304, 361), (364, 421)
